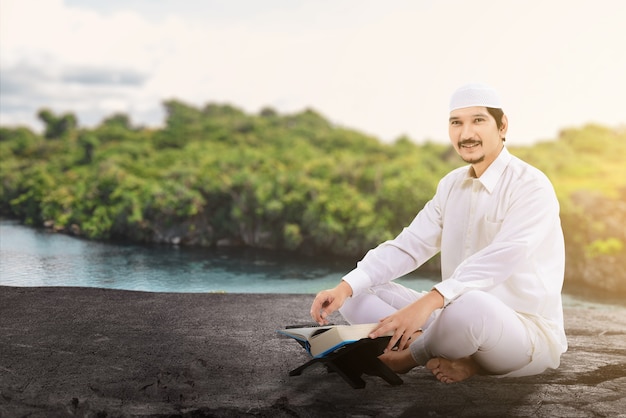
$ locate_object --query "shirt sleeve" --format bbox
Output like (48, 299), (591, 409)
(342, 174), (449, 296)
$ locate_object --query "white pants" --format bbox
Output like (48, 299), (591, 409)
(339, 282), (533, 375)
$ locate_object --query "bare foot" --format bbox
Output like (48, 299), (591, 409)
(426, 357), (482, 383)
(378, 330), (423, 374)
(379, 348), (418, 374)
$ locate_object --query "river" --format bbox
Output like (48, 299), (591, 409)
(0, 219), (622, 309)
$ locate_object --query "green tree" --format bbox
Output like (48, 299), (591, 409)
(37, 109), (78, 139)
(2, 104), (625, 294)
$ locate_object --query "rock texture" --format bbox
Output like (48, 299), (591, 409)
(0, 287), (624, 417)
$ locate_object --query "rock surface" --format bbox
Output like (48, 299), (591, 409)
(0, 287), (625, 417)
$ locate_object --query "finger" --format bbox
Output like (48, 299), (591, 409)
(382, 324), (404, 351)
(310, 310), (319, 324)
(312, 308), (328, 325)
(399, 334), (411, 351)
(385, 330), (403, 352)
(369, 320), (391, 339)
(311, 294), (333, 324)
(378, 314), (392, 324)
(319, 308), (330, 325)
(319, 300), (337, 322)
(310, 297), (325, 323)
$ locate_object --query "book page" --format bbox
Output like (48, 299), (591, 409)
(277, 325), (333, 341)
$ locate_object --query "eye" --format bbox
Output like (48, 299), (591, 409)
(450, 120), (461, 126)
(474, 117), (485, 123)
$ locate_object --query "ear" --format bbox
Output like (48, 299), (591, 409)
(500, 114), (509, 139)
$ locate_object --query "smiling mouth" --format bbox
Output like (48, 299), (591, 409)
(459, 140), (482, 149)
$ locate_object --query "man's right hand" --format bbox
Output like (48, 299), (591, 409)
(310, 280), (353, 325)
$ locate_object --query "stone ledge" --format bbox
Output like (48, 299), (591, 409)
(0, 287), (624, 417)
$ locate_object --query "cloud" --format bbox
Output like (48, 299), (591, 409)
(61, 67), (147, 86)
(1, 0), (625, 143)
(0, 65), (43, 96)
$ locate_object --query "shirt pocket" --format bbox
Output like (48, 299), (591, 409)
(480, 215), (504, 247)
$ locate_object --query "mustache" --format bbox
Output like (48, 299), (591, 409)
(458, 139), (482, 147)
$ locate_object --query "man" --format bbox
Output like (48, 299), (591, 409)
(310, 84), (567, 383)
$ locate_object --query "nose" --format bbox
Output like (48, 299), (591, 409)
(461, 123), (475, 140)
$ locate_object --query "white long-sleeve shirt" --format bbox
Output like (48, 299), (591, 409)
(343, 147), (567, 375)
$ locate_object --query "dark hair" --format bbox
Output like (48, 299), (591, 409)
(487, 107), (506, 141)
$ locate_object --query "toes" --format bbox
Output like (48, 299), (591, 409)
(426, 357), (440, 371)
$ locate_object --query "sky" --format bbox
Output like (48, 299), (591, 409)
(1, 0), (625, 144)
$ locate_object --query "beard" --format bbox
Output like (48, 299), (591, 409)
(458, 140), (485, 164)
(461, 154), (485, 164)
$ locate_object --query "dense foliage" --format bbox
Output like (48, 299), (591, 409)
(1, 102), (625, 292)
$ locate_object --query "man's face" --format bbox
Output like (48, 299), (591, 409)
(448, 106), (507, 176)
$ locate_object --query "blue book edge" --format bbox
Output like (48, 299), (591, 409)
(277, 328), (362, 359)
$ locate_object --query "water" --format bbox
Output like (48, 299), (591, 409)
(1, 220), (623, 309)
(0, 220), (435, 294)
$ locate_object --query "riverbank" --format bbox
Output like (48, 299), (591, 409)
(1, 287), (625, 417)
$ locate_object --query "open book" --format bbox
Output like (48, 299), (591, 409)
(278, 323), (392, 358)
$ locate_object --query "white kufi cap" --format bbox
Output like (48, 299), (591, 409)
(449, 83), (502, 112)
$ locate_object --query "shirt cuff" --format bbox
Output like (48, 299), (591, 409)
(341, 268), (373, 297)
(433, 279), (464, 307)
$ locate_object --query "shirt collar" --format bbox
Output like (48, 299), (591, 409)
(465, 146), (512, 193)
